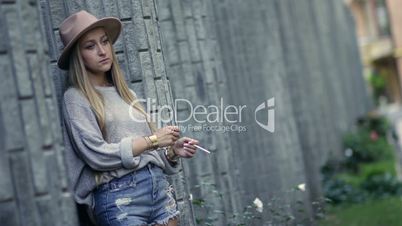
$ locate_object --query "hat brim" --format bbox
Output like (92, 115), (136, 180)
(57, 17), (122, 70)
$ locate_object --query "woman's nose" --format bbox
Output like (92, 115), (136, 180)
(98, 44), (106, 55)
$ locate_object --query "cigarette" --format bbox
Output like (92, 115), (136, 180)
(194, 144), (211, 154)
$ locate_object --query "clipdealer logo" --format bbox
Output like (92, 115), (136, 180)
(254, 97), (275, 133)
(128, 97), (275, 133)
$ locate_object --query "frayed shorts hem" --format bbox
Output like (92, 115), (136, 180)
(150, 210), (180, 226)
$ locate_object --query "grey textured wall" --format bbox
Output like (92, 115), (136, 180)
(157, 0), (371, 225)
(39, 0), (195, 225)
(157, 0), (311, 224)
(0, 0), (371, 225)
(0, 1), (78, 226)
(157, 0), (240, 224)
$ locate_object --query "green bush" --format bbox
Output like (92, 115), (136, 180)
(321, 113), (400, 206)
(343, 129), (393, 164)
(356, 114), (390, 137)
(322, 177), (367, 204)
(322, 171), (402, 205)
(369, 73), (386, 104)
(361, 172), (402, 198)
(336, 160), (396, 188)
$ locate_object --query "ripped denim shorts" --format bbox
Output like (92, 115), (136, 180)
(93, 163), (180, 226)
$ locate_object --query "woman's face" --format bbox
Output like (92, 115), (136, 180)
(79, 27), (113, 75)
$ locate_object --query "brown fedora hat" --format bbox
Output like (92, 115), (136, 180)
(57, 10), (122, 70)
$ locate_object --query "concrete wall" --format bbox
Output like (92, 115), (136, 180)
(157, 0), (371, 224)
(38, 0), (195, 225)
(0, 0), (78, 225)
(0, 0), (371, 225)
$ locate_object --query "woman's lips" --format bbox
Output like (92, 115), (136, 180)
(99, 58), (110, 64)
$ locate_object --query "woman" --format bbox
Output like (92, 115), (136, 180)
(59, 10), (199, 226)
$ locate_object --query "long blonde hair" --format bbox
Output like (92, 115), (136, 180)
(66, 39), (157, 137)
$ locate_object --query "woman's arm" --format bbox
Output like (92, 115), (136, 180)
(133, 126), (181, 156)
(63, 101), (139, 171)
(63, 88), (150, 171)
(131, 136), (150, 156)
(63, 88), (180, 171)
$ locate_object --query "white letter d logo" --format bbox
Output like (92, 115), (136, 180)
(255, 98), (275, 133)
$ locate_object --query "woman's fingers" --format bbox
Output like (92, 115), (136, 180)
(183, 147), (195, 157)
(167, 126), (180, 132)
(187, 138), (199, 145)
(184, 147), (195, 153)
(171, 131), (180, 138)
(164, 126), (180, 138)
(184, 143), (196, 151)
(184, 146), (196, 154)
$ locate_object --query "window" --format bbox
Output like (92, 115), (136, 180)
(375, 0), (390, 36)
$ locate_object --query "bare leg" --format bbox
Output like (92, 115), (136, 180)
(155, 217), (178, 226)
(167, 217), (178, 226)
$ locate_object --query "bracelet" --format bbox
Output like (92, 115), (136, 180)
(143, 136), (152, 149)
(165, 146), (179, 162)
(148, 135), (159, 149)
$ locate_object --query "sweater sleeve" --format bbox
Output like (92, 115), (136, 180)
(62, 89), (140, 171)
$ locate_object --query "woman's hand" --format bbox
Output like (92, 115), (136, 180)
(172, 137), (199, 158)
(153, 126), (180, 147)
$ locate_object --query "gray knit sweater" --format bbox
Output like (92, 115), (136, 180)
(61, 85), (180, 210)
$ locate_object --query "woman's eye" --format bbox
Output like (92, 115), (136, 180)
(85, 44), (95, 49)
(102, 39), (109, 44)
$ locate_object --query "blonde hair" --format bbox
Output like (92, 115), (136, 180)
(66, 37), (156, 137)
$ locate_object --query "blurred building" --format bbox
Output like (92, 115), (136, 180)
(347, 0), (402, 104)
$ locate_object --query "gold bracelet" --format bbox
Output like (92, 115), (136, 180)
(143, 136), (152, 149)
(148, 135), (158, 149)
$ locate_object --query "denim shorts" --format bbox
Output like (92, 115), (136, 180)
(93, 163), (180, 226)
